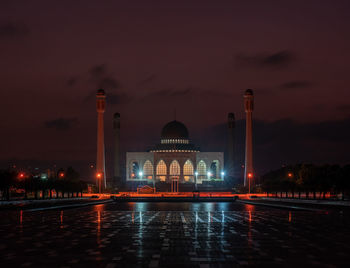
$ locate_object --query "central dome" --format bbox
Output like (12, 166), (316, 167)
(161, 120), (189, 139)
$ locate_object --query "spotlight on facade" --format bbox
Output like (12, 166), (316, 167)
(138, 171), (143, 177)
(195, 171), (198, 176)
(207, 171), (212, 178)
(221, 171), (225, 177)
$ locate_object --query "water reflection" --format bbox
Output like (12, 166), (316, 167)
(121, 202), (233, 212)
(94, 205), (104, 245)
(19, 210), (23, 226)
(60, 211), (63, 228)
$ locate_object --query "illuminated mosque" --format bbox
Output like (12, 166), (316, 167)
(96, 88), (254, 192)
(126, 120), (225, 192)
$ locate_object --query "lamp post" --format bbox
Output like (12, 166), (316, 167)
(96, 172), (102, 194)
(248, 172), (253, 194)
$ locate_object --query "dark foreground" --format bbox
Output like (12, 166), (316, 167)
(0, 202), (349, 267)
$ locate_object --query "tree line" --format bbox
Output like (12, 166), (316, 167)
(0, 167), (87, 201)
(261, 164), (350, 200)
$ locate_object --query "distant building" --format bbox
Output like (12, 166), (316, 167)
(125, 120), (224, 192)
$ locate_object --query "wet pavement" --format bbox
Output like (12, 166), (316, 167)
(0, 202), (349, 267)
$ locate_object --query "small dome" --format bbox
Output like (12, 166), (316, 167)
(245, 89), (253, 95)
(161, 120), (189, 139)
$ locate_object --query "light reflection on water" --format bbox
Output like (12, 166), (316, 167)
(121, 202), (235, 212)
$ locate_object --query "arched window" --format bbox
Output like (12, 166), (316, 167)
(156, 160), (167, 182)
(170, 160), (180, 176)
(143, 160), (153, 179)
(197, 160), (206, 176)
(130, 161), (139, 179)
(183, 160), (194, 182)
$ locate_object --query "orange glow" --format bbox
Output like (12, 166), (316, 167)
(18, 172), (25, 179)
(20, 210), (23, 225)
(59, 172), (65, 178)
(287, 172), (293, 178)
(96, 172), (102, 179)
(248, 172), (253, 178)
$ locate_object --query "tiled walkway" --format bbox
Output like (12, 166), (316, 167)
(0, 203), (349, 267)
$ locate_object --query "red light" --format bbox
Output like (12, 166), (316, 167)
(96, 173), (102, 179)
(59, 172), (65, 178)
(288, 172), (293, 178)
(248, 173), (253, 178)
(18, 172), (25, 179)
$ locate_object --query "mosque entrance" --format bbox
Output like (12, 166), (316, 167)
(171, 177), (179, 193)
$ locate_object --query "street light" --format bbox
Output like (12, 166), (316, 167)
(96, 172), (102, 194)
(247, 172), (253, 194)
(207, 171), (212, 179)
(138, 171), (143, 178)
(221, 171), (225, 178)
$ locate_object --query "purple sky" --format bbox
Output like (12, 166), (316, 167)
(1, 0), (350, 179)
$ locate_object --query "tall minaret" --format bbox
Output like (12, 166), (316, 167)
(113, 112), (121, 183)
(96, 89), (106, 191)
(227, 113), (235, 180)
(244, 89), (254, 187)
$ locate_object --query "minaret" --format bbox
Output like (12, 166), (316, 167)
(113, 113), (121, 183)
(227, 113), (235, 180)
(96, 89), (106, 191)
(244, 89), (254, 188)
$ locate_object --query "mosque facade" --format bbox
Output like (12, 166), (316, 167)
(126, 120), (224, 192)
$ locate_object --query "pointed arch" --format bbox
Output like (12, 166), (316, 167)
(170, 160), (180, 176)
(197, 160), (207, 176)
(143, 160), (153, 179)
(183, 159), (194, 182)
(156, 160), (167, 181)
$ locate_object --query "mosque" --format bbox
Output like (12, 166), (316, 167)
(126, 120), (224, 192)
(96, 89), (254, 192)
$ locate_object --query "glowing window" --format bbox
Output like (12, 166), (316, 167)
(170, 160), (180, 176)
(143, 160), (153, 179)
(156, 160), (167, 181)
(197, 160), (206, 176)
(183, 160), (194, 175)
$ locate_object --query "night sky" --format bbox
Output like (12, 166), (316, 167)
(1, 1), (350, 180)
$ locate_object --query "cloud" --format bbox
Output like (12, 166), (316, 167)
(194, 117), (350, 175)
(337, 104), (350, 112)
(89, 64), (121, 90)
(235, 50), (294, 69)
(89, 64), (106, 77)
(280, 80), (312, 90)
(84, 64), (126, 103)
(107, 92), (133, 105)
(144, 87), (231, 99)
(67, 76), (78, 86)
(139, 74), (157, 85)
(44, 117), (79, 131)
(146, 88), (193, 98)
(0, 21), (29, 38)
